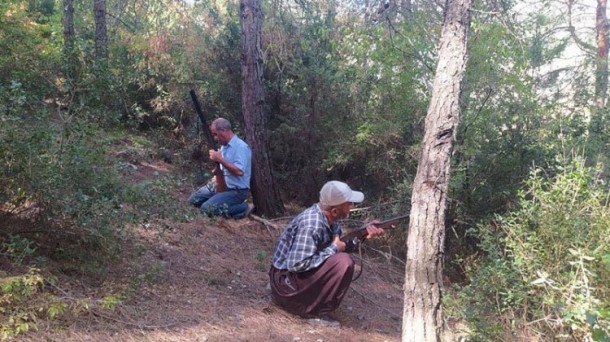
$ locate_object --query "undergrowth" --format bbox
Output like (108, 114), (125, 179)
(446, 158), (610, 341)
(0, 84), (188, 339)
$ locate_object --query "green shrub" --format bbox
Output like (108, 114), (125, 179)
(0, 89), (184, 269)
(0, 92), (188, 337)
(1, 111), (133, 234)
(1, 235), (36, 266)
(448, 158), (610, 341)
(0, 269), (124, 340)
(0, 269), (45, 339)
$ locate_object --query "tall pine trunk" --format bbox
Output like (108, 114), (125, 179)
(402, 0), (472, 341)
(240, 0), (285, 217)
(94, 0), (108, 60)
(62, 0), (75, 76)
(591, 0), (610, 175)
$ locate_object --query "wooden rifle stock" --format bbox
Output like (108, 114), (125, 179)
(189, 89), (228, 192)
(340, 214), (409, 243)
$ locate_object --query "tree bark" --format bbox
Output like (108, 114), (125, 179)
(62, 0), (75, 60)
(240, 0), (285, 217)
(94, 0), (108, 60)
(402, 0), (472, 341)
(595, 0), (609, 109)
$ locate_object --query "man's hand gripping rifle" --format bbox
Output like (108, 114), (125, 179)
(189, 89), (227, 192)
(341, 214), (409, 253)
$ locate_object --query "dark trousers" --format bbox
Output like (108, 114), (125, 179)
(269, 253), (355, 317)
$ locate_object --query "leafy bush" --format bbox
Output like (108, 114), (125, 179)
(1, 109), (133, 238)
(448, 158), (610, 341)
(0, 83), (187, 338)
(0, 269), (44, 339)
(0, 268), (125, 340)
(0, 82), (184, 268)
(0, 269), (74, 340)
(1, 235), (36, 266)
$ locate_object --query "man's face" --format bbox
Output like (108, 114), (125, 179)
(211, 125), (230, 145)
(333, 202), (354, 220)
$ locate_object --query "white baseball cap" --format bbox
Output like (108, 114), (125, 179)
(319, 181), (364, 207)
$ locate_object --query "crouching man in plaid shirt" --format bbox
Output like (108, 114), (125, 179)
(269, 180), (384, 319)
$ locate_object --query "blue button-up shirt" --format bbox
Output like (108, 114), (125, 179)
(221, 135), (251, 189)
(272, 204), (343, 272)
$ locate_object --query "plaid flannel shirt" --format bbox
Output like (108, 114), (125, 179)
(271, 203), (343, 272)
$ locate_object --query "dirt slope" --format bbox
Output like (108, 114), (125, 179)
(16, 159), (406, 342)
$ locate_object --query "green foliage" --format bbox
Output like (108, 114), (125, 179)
(26, 0), (56, 20)
(45, 302), (67, 320)
(3, 0), (610, 338)
(0, 91), (184, 278)
(137, 263), (164, 285)
(0, 96), (177, 336)
(0, 0), (62, 98)
(262, 2), (432, 203)
(448, 158), (610, 340)
(99, 292), (123, 311)
(0, 268), (126, 340)
(0, 269), (47, 339)
(452, 13), (554, 221)
(264, 6), (357, 200)
(587, 106), (610, 178)
(1, 235), (36, 266)
(1, 111), (131, 234)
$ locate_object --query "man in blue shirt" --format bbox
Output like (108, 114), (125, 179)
(188, 118), (253, 219)
(269, 181), (384, 318)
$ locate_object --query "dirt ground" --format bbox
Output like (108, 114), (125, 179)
(8, 159), (461, 342)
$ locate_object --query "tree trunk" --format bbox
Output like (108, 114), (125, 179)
(402, 0), (472, 341)
(62, 0), (75, 63)
(94, 0), (108, 60)
(240, 0), (285, 217)
(62, 0), (77, 106)
(595, 0), (609, 109)
(590, 0), (610, 176)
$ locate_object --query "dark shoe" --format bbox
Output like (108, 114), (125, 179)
(244, 203), (255, 217)
(305, 315), (340, 328)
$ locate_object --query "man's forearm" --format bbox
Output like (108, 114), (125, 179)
(218, 158), (244, 176)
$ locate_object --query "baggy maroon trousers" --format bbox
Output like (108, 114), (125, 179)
(269, 253), (355, 317)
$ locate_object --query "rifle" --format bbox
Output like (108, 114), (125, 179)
(189, 89), (228, 192)
(340, 214), (409, 280)
(340, 214), (409, 244)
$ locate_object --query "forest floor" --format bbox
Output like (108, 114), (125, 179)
(6, 148), (466, 342)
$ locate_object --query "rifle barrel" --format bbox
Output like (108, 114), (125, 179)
(189, 89), (228, 192)
(358, 214), (410, 229)
(189, 89), (217, 149)
(341, 214), (409, 243)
